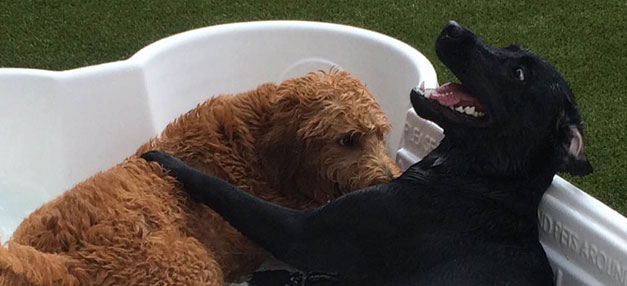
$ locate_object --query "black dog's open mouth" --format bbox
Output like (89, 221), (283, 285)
(425, 82), (486, 117)
(410, 21), (496, 129)
(412, 81), (490, 128)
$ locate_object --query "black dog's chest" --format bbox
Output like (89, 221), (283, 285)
(357, 179), (544, 273)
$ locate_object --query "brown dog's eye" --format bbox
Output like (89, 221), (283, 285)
(339, 133), (360, 147)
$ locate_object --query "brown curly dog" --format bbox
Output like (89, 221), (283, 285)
(0, 71), (401, 286)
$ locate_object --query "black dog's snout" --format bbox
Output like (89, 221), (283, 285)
(444, 21), (465, 39)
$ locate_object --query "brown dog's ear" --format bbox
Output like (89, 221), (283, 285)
(256, 91), (305, 192)
(556, 125), (592, 176)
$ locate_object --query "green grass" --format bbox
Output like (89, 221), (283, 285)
(2, 0), (626, 214)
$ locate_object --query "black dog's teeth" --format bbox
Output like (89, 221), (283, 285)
(452, 105), (485, 117)
(413, 81), (426, 95)
(413, 81), (486, 118)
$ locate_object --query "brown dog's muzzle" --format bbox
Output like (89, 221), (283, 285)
(345, 152), (402, 191)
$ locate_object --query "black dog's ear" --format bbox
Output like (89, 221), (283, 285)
(556, 125), (592, 176)
(553, 85), (593, 176)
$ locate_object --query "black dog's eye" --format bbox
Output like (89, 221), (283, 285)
(339, 133), (361, 147)
(513, 67), (525, 81)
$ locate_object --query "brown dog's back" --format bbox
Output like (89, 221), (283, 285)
(12, 159), (184, 254)
(10, 159), (227, 285)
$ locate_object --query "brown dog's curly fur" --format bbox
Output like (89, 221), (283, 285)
(0, 71), (400, 285)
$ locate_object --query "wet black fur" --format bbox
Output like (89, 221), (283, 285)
(141, 21), (592, 286)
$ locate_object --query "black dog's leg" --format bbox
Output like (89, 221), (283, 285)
(141, 150), (307, 253)
(141, 151), (393, 275)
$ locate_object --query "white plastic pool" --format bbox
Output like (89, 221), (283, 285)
(0, 21), (625, 285)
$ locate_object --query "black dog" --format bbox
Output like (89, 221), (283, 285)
(141, 21), (592, 285)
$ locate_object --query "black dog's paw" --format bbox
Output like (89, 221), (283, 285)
(248, 270), (304, 286)
(248, 270), (344, 286)
(140, 150), (188, 175)
(304, 272), (344, 286)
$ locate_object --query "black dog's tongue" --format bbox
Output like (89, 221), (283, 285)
(428, 83), (486, 112)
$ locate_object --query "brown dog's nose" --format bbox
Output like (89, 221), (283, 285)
(382, 161), (401, 181)
(385, 167), (395, 181)
(444, 20), (465, 39)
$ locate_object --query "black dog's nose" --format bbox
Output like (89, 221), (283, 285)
(444, 21), (464, 38)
